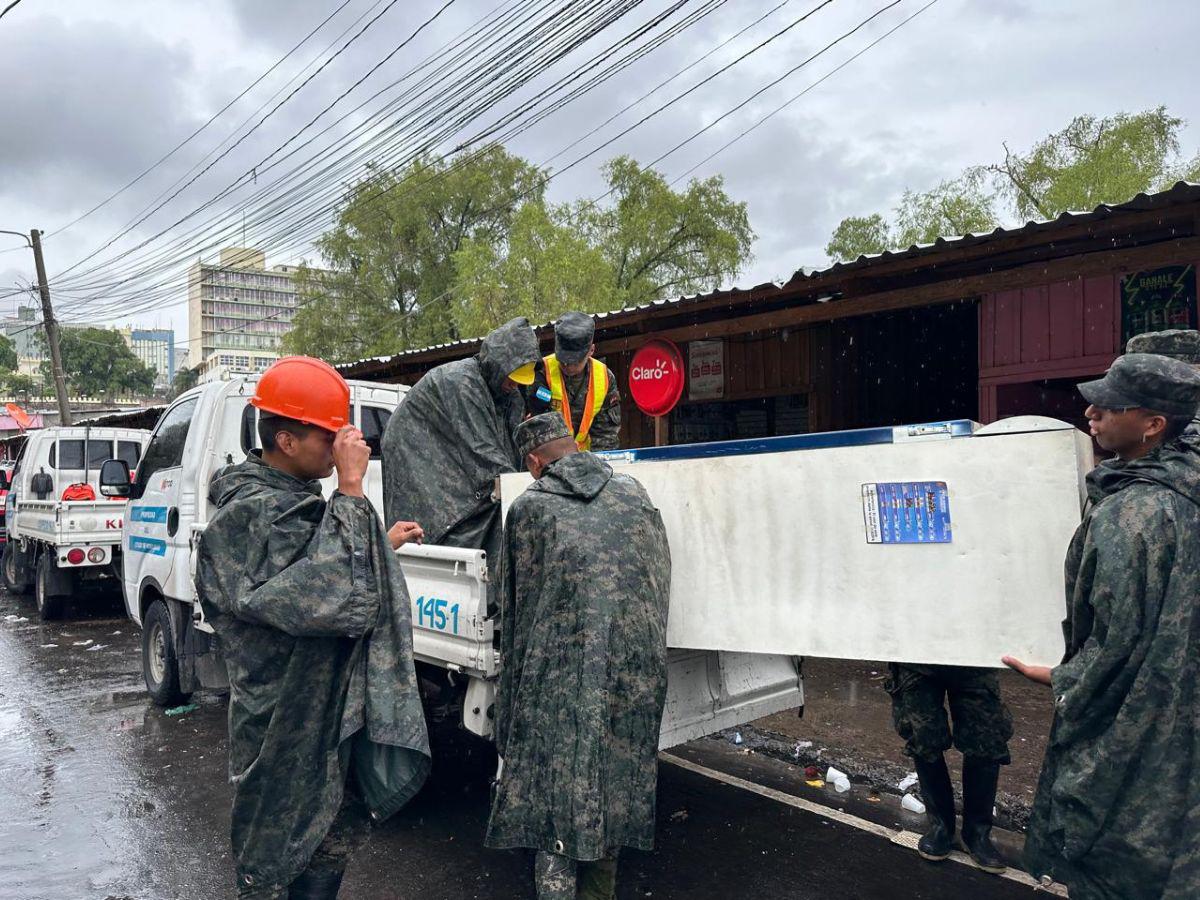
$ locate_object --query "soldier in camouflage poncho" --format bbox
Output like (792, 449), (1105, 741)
(1005, 353), (1200, 899)
(197, 359), (430, 899)
(381, 317), (540, 562)
(486, 413), (672, 900)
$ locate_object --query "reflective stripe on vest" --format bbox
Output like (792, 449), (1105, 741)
(543, 355), (608, 451)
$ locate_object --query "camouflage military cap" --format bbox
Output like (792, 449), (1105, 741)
(515, 412), (572, 459)
(1125, 329), (1200, 364)
(1078, 353), (1200, 416)
(554, 311), (595, 365)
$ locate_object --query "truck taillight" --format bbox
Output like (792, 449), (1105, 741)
(66, 548), (85, 565)
(87, 547), (105, 563)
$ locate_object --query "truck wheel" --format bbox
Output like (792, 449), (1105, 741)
(143, 600), (189, 707)
(34, 553), (67, 621)
(2, 543), (29, 594)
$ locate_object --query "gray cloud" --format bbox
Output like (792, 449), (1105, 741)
(0, 0), (1196, 341)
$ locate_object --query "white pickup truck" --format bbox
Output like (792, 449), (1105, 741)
(106, 376), (804, 750)
(2, 425), (150, 619)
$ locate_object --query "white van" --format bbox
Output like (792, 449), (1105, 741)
(2, 425), (150, 619)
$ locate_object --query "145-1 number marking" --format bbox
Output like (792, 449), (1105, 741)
(415, 595), (460, 634)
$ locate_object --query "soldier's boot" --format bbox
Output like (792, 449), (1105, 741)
(288, 868), (344, 899)
(578, 858), (617, 900)
(534, 851), (578, 900)
(913, 756), (956, 861)
(960, 758), (1007, 874)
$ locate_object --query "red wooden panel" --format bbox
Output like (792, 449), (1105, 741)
(991, 290), (1022, 366)
(1020, 285), (1050, 363)
(979, 297), (996, 369)
(1082, 275), (1118, 357)
(1048, 279), (1084, 360)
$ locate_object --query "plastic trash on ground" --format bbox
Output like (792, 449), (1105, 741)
(826, 766), (851, 793)
(898, 772), (919, 792)
(164, 703), (199, 717)
(902, 794), (927, 814)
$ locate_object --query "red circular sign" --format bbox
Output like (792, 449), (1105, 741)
(628, 339), (685, 417)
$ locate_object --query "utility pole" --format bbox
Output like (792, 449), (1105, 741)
(29, 229), (72, 425)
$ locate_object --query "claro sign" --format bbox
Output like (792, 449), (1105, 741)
(627, 339), (685, 417)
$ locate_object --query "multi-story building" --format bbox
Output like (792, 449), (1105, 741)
(187, 247), (313, 382)
(117, 327), (175, 390)
(196, 348), (277, 382)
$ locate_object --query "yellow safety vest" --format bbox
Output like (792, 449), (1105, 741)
(544, 355), (608, 451)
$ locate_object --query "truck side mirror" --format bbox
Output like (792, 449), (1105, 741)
(99, 459), (132, 498)
(0, 469), (9, 490)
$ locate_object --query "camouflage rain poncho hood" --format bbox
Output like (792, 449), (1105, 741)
(196, 454), (430, 890)
(1024, 437), (1200, 899)
(381, 317), (539, 560)
(486, 452), (672, 860)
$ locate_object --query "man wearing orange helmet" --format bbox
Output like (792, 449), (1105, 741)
(197, 356), (430, 900)
(381, 316), (540, 563)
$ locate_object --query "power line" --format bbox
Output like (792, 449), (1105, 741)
(46, 0), (801, 307)
(0, 0), (25, 21)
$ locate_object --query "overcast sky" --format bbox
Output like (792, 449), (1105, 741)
(1, 0), (1197, 350)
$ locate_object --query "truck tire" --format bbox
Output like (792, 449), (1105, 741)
(143, 599), (189, 707)
(34, 553), (67, 621)
(2, 543), (29, 594)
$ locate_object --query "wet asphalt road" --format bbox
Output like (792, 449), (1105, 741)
(0, 588), (1050, 900)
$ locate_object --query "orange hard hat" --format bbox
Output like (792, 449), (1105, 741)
(250, 356), (350, 432)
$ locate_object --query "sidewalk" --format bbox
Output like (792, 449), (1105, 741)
(740, 657), (1055, 830)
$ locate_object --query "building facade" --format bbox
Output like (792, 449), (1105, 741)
(117, 327), (175, 390)
(187, 247), (310, 380)
(339, 183), (1200, 450)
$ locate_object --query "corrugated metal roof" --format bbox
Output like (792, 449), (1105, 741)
(338, 181), (1200, 375)
(786, 180), (1200, 285)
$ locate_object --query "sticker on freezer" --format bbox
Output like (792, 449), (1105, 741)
(861, 481), (951, 544)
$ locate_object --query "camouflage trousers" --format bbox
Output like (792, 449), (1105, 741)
(238, 786), (373, 899)
(533, 851), (618, 900)
(884, 664), (1013, 764)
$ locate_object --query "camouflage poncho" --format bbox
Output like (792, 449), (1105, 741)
(1025, 438), (1200, 899)
(486, 452), (672, 860)
(197, 453), (430, 892)
(381, 317), (539, 562)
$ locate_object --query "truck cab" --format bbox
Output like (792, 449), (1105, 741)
(113, 376), (399, 704)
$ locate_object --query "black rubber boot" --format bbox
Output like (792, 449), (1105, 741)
(913, 756), (956, 861)
(960, 757), (1007, 874)
(289, 868), (345, 900)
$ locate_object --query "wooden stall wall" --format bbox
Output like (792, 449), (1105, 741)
(977, 275), (1120, 422)
(812, 300), (979, 432)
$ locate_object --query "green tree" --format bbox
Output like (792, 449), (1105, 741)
(581, 157), (754, 307)
(0, 334), (17, 373)
(451, 156), (754, 335)
(40, 328), (156, 399)
(825, 106), (1200, 262)
(283, 148), (545, 362)
(986, 107), (1189, 220)
(452, 202), (618, 337)
(3, 372), (36, 399)
(825, 213), (890, 263)
(170, 365), (200, 399)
